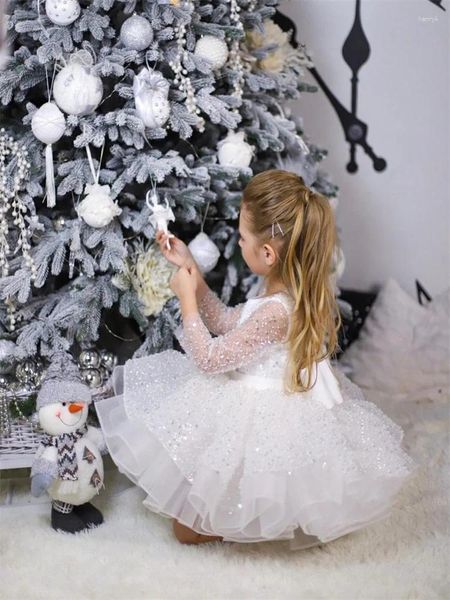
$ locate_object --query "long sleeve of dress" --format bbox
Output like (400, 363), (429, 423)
(197, 287), (246, 335)
(174, 300), (290, 374)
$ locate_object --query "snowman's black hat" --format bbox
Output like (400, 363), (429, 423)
(37, 350), (91, 409)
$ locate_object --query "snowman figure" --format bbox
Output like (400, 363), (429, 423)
(31, 351), (106, 533)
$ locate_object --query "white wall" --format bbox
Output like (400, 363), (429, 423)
(280, 0), (449, 297)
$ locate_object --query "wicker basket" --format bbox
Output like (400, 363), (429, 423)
(0, 419), (44, 469)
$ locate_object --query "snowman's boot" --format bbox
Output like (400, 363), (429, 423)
(51, 500), (87, 533)
(73, 502), (104, 528)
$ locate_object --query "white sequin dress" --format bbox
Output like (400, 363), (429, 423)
(95, 287), (418, 549)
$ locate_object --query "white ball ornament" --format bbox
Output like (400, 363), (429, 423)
(31, 102), (66, 145)
(45, 0), (80, 26)
(133, 68), (171, 129)
(76, 183), (122, 228)
(120, 15), (154, 51)
(188, 232), (221, 274)
(217, 130), (254, 169)
(53, 53), (103, 116)
(194, 35), (229, 70)
(31, 102), (66, 208)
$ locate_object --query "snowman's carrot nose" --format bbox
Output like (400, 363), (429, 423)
(69, 403), (84, 413)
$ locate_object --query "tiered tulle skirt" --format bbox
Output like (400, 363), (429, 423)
(95, 350), (419, 549)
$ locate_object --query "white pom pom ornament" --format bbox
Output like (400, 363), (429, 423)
(194, 35), (229, 70)
(217, 130), (254, 169)
(120, 15), (154, 51)
(188, 232), (221, 274)
(53, 52), (103, 116)
(76, 183), (122, 228)
(31, 102), (66, 207)
(133, 68), (171, 129)
(45, 0), (80, 26)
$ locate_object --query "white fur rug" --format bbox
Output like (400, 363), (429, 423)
(1, 389), (449, 600)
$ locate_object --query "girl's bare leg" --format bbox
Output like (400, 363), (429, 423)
(172, 519), (223, 545)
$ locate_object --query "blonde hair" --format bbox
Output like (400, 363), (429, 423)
(242, 169), (342, 394)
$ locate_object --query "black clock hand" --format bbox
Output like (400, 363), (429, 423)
(426, 0), (446, 10)
(308, 66), (386, 172)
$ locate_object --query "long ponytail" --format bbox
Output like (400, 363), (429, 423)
(242, 170), (342, 394)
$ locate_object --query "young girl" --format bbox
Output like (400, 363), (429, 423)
(96, 170), (418, 549)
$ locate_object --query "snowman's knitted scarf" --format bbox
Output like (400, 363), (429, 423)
(41, 424), (88, 481)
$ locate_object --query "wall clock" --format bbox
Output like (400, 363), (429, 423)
(275, 0), (445, 174)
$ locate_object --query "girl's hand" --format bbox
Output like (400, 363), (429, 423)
(170, 266), (198, 299)
(156, 230), (195, 269)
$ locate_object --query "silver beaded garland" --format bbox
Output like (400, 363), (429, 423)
(227, 0), (247, 105)
(168, 1), (205, 133)
(0, 129), (36, 281)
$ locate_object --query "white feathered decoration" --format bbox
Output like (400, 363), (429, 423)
(217, 131), (254, 169)
(76, 183), (122, 228)
(76, 140), (121, 228)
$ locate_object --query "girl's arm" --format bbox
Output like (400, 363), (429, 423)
(190, 262), (246, 335)
(174, 299), (289, 374)
(157, 229), (244, 334)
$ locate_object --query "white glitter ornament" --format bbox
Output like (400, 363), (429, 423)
(194, 35), (229, 70)
(76, 183), (122, 228)
(45, 0), (80, 26)
(120, 14), (154, 51)
(53, 51), (103, 116)
(217, 130), (254, 168)
(188, 232), (221, 274)
(133, 68), (171, 129)
(31, 102), (66, 208)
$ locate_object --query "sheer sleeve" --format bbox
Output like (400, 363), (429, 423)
(174, 300), (290, 374)
(197, 286), (246, 335)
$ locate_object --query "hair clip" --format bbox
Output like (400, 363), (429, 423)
(271, 220), (285, 238)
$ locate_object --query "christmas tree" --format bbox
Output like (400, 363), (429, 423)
(0, 0), (342, 401)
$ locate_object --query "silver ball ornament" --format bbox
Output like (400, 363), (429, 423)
(100, 350), (116, 371)
(78, 349), (101, 369)
(0, 374), (12, 388)
(80, 367), (102, 388)
(120, 15), (154, 51)
(45, 0), (81, 26)
(53, 216), (66, 231)
(15, 359), (38, 384)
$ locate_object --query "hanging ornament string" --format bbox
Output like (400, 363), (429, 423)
(44, 60), (58, 103)
(83, 124), (105, 186)
(102, 321), (140, 343)
(36, 0), (50, 40)
(200, 200), (210, 233)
